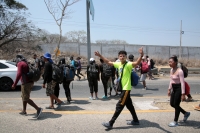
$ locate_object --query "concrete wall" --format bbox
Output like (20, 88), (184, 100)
(39, 43), (200, 59)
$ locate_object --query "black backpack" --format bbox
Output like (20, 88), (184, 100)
(26, 63), (41, 82)
(102, 63), (112, 77)
(63, 65), (75, 81)
(150, 59), (155, 69)
(52, 64), (64, 83)
(38, 59), (45, 69)
(180, 63), (188, 78)
(74, 60), (79, 67)
(88, 64), (98, 78)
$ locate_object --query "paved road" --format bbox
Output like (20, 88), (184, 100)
(0, 77), (200, 133)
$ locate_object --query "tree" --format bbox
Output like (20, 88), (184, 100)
(0, 0), (27, 13)
(0, 0), (31, 48)
(65, 30), (87, 43)
(44, 0), (80, 57)
(39, 29), (66, 44)
(95, 39), (128, 44)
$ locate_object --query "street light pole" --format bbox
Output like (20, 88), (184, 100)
(86, 0), (91, 64)
(179, 20), (182, 59)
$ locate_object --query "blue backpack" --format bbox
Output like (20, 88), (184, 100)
(131, 70), (139, 86)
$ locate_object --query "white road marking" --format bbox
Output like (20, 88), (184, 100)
(134, 101), (159, 110)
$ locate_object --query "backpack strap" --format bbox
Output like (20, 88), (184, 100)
(121, 62), (127, 79)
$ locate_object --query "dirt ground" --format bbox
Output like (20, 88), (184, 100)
(153, 95), (200, 111)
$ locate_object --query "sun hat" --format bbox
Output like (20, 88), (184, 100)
(43, 52), (53, 63)
(43, 52), (51, 59)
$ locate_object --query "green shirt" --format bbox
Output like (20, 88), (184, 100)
(113, 62), (134, 90)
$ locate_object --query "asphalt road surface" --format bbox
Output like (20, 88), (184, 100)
(0, 77), (200, 133)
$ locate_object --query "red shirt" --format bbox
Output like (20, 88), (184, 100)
(13, 61), (32, 87)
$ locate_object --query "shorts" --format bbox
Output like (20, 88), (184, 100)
(21, 82), (33, 101)
(46, 80), (57, 96)
(140, 73), (147, 82)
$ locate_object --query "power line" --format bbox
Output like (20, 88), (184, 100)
(27, 17), (200, 36)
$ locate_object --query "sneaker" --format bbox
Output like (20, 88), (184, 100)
(183, 112), (190, 122)
(36, 108), (43, 119)
(127, 120), (140, 125)
(57, 101), (65, 108)
(102, 122), (113, 129)
(94, 97), (99, 100)
(102, 96), (108, 99)
(89, 97), (93, 100)
(168, 121), (178, 127)
(56, 101), (65, 105)
(19, 111), (27, 116)
(142, 87), (147, 90)
(186, 98), (193, 102)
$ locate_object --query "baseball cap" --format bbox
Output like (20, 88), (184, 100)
(90, 58), (95, 61)
(142, 56), (145, 59)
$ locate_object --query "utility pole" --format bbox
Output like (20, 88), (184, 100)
(86, 0), (91, 64)
(179, 20), (182, 59)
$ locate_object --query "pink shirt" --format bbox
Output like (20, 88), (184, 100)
(147, 58), (150, 66)
(168, 68), (185, 94)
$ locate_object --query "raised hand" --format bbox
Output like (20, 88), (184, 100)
(138, 47), (144, 55)
(94, 51), (101, 57)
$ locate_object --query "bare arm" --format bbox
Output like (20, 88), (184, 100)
(94, 51), (113, 66)
(131, 47), (144, 67)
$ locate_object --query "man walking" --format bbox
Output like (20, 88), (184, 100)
(87, 58), (100, 100)
(12, 55), (42, 118)
(95, 47), (144, 129)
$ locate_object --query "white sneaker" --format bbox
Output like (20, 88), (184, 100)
(142, 87), (147, 90)
(89, 97), (93, 100)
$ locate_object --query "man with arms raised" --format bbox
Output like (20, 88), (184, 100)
(94, 47), (144, 129)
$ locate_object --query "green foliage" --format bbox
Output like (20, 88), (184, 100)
(1, 0), (27, 10)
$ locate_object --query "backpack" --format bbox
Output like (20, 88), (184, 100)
(150, 59), (155, 69)
(102, 63), (112, 77)
(131, 70), (139, 86)
(52, 64), (64, 83)
(141, 62), (149, 73)
(74, 60), (79, 67)
(180, 63), (188, 78)
(38, 59), (45, 68)
(63, 66), (75, 81)
(88, 64), (98, 78)
(26, 64), (41, 82)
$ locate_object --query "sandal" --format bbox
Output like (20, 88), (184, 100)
(45, 106), (55, 109)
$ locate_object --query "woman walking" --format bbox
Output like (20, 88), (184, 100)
(168, 56), (190, 127)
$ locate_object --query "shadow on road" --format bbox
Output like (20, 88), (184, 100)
(32, 85), (42, 91)
(72, 100), (91, 104)
(130, 93), (152, 97)
(105, 119), (171, 133)
(179, 120), (200, 129)
(55, 106), (85, 111)
(28, 112), (62, 121)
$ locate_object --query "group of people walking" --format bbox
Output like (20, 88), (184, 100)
(11, 46), (194, 128)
